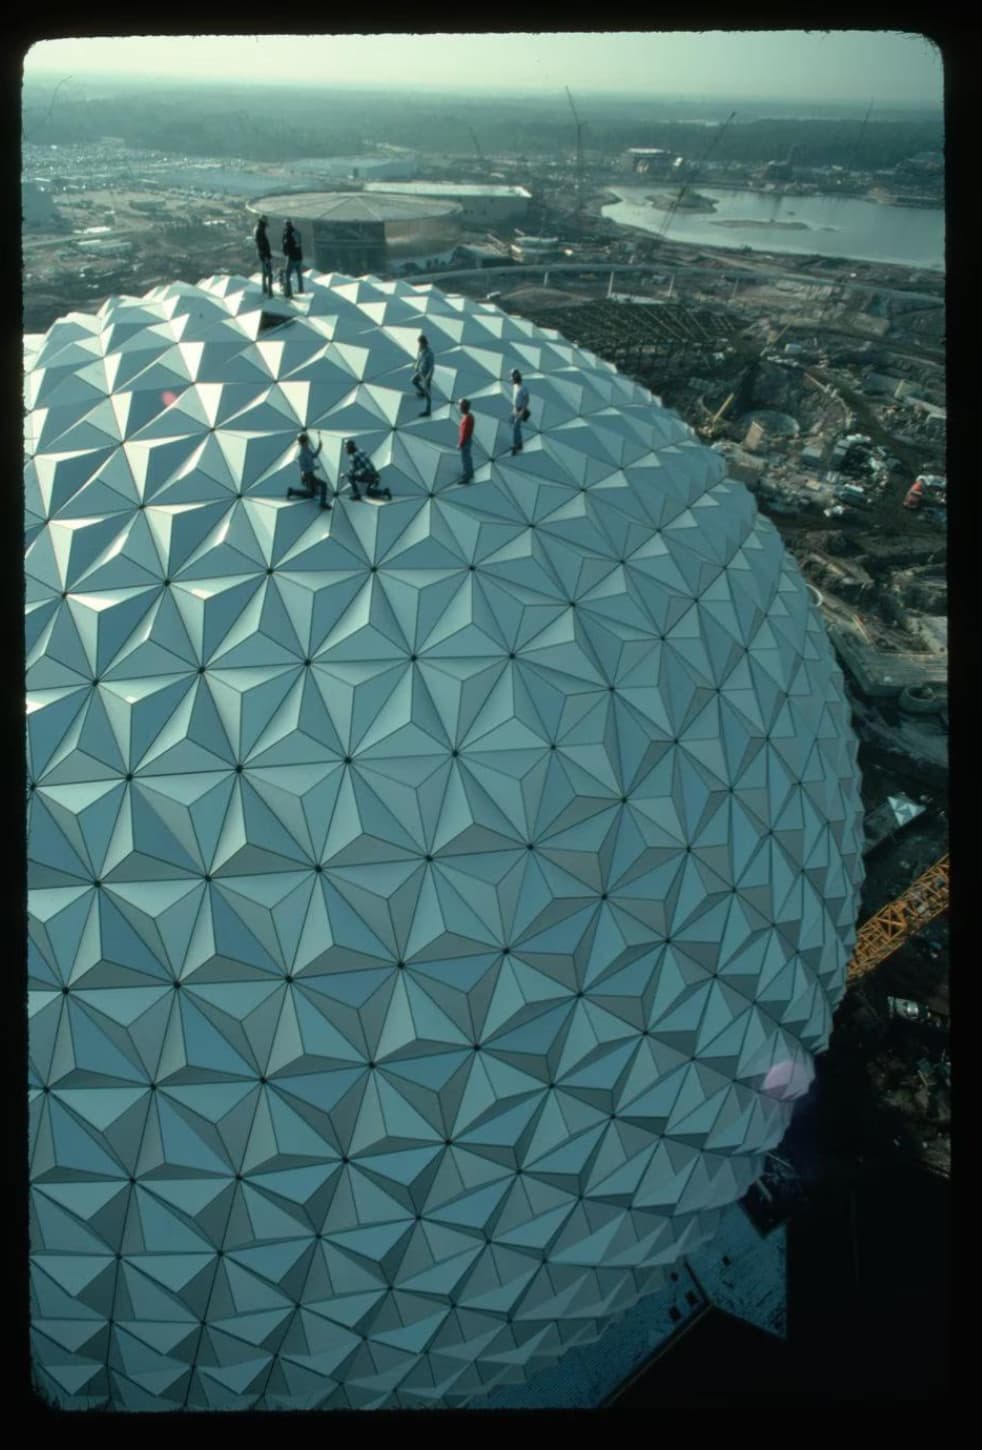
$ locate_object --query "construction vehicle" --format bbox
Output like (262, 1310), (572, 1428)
(904, 473), (946, 510)
(847, 852), (949, 983)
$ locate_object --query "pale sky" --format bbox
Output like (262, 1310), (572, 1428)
(24, 31), (942, 106)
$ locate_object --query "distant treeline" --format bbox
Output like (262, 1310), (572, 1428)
(23, 83), (943, 169)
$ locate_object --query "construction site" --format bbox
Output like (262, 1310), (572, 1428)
(23, 94), (948, 1404)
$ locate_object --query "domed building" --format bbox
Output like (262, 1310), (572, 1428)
(249, 191), (462, 274)
(26, 268), (864, 1410)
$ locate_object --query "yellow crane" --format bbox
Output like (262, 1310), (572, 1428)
(704, 392), (736, 437)
(847, 852), (950, 982)
(702, 324), (792, 440)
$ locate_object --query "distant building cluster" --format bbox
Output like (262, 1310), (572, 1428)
(623, 147), (683, 176)
(286, 153), (419, 182)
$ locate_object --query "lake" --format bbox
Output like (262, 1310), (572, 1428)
(603, 185), (945, 272)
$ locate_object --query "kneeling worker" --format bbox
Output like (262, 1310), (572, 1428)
(287, 432), (331, 508)
(343, 439), (392, 502)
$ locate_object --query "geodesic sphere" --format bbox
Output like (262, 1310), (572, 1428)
(26, 272), (864, 1411)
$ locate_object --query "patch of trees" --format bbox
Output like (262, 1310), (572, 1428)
(23, 82), (943, 172)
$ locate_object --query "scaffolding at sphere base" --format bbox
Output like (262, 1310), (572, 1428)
(513, 299), (745, 370)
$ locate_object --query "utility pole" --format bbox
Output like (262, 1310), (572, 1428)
(565, 87), (586, 216)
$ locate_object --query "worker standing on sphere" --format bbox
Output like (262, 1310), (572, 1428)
(457, 399), (475, 484)
(411, 334), (435, 416)
(510, 368), (530, 455)
(282, 218), (304, 297)
(254, 214), (273, 298)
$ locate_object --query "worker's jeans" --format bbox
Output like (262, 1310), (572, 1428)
(299, 470), (326, 504)
(259, 256), (273, 295)
(512, 417), (523, 450)
(459, 440), (473, 481)
(285, 258), (303, 293)
(413, 375), (432, 412)
(347, 468), (384, 499)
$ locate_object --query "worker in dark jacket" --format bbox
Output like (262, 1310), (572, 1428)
(342, 439), (392, 502)
(411, 334), (435, 416)
(510, 369), (530, 455)
(286, 432), (331, 508)
(282, 219), (304, 297)
(457, 399), (475, 483)
(255, 214), (273, 297)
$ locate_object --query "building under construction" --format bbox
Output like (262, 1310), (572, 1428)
(508, 294), (746, 370)
(249, 189), (463, 273)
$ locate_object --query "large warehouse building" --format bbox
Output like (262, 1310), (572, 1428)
(249, 191), (462, 274)
(26, 268), (864, 1411)
(284, 153), (419, 182)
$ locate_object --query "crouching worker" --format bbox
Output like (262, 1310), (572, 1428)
(286, 432), (331, 508)
(343, 439), (392, 502)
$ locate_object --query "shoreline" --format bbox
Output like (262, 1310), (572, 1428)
(610, 181), (942, 210)
(646, 191), (717, 214)
(710, 218), (810, 230)
(597, 214), (945, 288)
(601, 187), (944, 276)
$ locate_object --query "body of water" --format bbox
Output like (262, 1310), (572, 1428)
(147, 166), (279, 197)
(603, 185), (944, 272)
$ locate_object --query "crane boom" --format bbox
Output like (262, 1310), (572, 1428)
(710, 392), (735, 428)
(847, 853), (949, 982)
(565, 87), (586, 213)
(468, 127), (487, 175)
(659, 110), (736, 241)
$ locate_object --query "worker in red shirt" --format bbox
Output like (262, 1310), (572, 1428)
(457, 398), (475, 484)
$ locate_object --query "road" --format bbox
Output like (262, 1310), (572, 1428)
(414, 260), (945, 309)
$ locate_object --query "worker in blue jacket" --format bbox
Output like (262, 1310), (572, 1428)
(286, 432), (331, 508)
